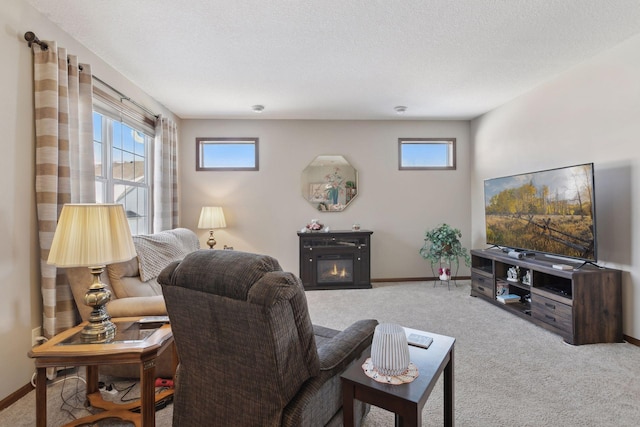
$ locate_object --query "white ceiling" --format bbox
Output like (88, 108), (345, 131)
(26, 0), (640, 120)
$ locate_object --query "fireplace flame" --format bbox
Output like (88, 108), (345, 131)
(320, 261), (351, 282)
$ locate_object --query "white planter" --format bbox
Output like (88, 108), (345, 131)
(370, 323), (410, 376)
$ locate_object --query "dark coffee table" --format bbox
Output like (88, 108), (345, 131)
(341, 327), (455, 427)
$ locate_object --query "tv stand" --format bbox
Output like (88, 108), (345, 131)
(470, 249), (622, 345)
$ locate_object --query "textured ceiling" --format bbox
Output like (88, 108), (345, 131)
(25, 0), (640, 120)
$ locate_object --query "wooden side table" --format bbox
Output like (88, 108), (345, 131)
(341, 328), (455, 427)
(28, 317), (176, 427)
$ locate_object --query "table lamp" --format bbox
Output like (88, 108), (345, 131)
(198, 206), (227, 249)
(47, 204), (137, 343)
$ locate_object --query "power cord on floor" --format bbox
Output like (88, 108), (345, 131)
(115, 382), (138, 402)
(59, 369), (88, 421)
(30, 361), (173, 421)
(30, 335), (90, 424)
(31, 369), (87, 388)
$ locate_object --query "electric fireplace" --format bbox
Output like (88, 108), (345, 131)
(297, 230), (372, 290)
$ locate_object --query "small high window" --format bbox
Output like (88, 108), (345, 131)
(398, 138), (456, 170)
(196, 137), (259, 171)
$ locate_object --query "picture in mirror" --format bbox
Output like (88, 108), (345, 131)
(301, 155), (358, 212)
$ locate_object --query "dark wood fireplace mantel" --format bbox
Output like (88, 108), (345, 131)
(298, 230), (373, 290)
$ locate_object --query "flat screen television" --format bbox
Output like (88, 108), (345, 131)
(484, 163), (597, 262)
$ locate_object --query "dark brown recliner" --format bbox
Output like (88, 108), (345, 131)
(159, 250), (377, 426)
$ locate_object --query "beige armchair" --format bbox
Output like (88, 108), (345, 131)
(159, 249), (378, 426)
(65, 227), (200, 378)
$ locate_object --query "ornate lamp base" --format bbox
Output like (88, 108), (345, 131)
(81, 266), (116, 343)
(206, 229), (217, 249)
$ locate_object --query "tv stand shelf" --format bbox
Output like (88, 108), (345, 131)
(470, 249), (622, 345)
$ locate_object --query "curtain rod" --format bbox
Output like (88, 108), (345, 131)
(92, 75), (159, 119)
(24, 31), (160, 119)
(24, 31), (48, 50)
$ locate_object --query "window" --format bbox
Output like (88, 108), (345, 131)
(398, 138), (456, 170)
(196, 137), (259, 171)
(93, 110), (152, 234)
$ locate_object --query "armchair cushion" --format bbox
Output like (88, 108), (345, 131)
(133, 228), (200, 282)
(105, 295), (166, 318)
(107, 257), (163, 298)
(283, 319), (378, 426)
(159, 249), (281, 299)
(250, 271), (320, 375)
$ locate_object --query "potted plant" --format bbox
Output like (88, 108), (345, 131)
(419, 223), (471, 267)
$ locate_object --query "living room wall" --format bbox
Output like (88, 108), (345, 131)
(0, 0), (179, 402)
(179, 119), (471, 279)
(470, 34), (640, 340)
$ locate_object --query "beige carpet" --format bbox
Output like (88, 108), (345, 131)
(3, 281), (640, 426)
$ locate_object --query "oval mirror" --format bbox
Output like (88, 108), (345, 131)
(302, 155), (358, 212)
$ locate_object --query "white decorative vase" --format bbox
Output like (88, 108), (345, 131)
(370, 323), (410, 376)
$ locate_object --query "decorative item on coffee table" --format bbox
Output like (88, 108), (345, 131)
(362, 323), (419, 385)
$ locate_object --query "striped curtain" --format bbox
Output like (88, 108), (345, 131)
(33, 42), (96, 337)
(153, 116), (179, 231)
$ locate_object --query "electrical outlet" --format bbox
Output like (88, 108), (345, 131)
(31, 327), (42, 346)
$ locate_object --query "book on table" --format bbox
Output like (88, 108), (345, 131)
(496, 294), (521, 304)
(405, 332), (433, 349)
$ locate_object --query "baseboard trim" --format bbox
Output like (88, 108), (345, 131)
(624, 334), (640, 347)
(371, 276), (471, 283)
(0, 382), (33, 412)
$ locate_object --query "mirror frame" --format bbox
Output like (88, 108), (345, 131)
(301, 155), (358, 212)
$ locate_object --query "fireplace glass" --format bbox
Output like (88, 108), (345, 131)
(317, 255), (354, 284)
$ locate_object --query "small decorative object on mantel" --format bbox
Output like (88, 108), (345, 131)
(304, 219), (325, 232)
(362, 323), (419, 385)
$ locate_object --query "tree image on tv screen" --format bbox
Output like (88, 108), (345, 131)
(484, 164), (595, 260)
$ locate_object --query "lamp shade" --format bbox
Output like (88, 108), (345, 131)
(198, 206), (227, 229)
(47, 204), (137, 267)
